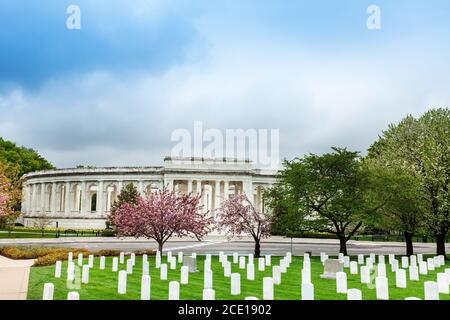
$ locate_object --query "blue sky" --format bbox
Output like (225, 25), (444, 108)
(0, 0), (449, 167)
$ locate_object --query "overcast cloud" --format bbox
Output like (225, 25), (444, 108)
(0, 1), (449, 168)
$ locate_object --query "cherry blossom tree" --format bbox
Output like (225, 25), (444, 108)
(217, 194), (272, 257)
(114, 189), (213, 253)
(0, 163), (21, 227)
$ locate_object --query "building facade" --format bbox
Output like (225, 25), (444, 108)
(21, 157), (278, 229)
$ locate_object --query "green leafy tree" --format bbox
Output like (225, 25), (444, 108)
(270, 147), (380, 255)
(369, 108), (449, 257)
(108, 183), (140, 231)
(0, 138), (54, 177)
(363, 161), (427, 255)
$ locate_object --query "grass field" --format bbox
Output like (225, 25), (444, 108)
(27, 255), (450, 300)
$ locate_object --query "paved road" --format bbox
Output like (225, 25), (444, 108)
(1, 237), (448, 256)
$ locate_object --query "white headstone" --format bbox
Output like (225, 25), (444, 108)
(370, 253), (375, 261)
(360, 266), (370, 284)
(247, 263), (255, 280)
(77, 253), (83, 266)
(388, 254), (395, 264)
(427, 258), (435, 271)
(233, 252), (239, 264)
(112, 257), (118, 272)
(258, 257), (265, 271)
(347, 288), (362, 300)
(265, 255), (271, 266)
(343, 256), (350, 268)
(167, 251), (172, 261)
(391, 259), (399, 272)
(424, 281), (439, 300)
(366, 257), (373, 270)
(285, 252), (291, 264)
(338, 253), (344, 262)
(350, 261), (358, 275)
(170, 256), (177, 270)
(417, 253), (423, 262)
(410, 255), (417, 266)
(409, 265), (419, 281)
(446, 268), (450, 278)
(419, 261), (428, 275)
(239, 256), (246, 269)
(301, 282), (314, 300)
(155, 254), (161, 269)
(224, 261), (231, 277)
(303, 260), (311, 270)
(81, 265), (89, 284)
(118, 270), (127, 294)
(191, 252), (197, 259)
(401, 256), (409, 269)
(142, 260), (149, 276)
(204, 269), (213, 289)
(183, 256), (197, 272)
(357, 254), (364, 265)
(377, 263), (386, 277)
(376, 276), (389, 300)
(405, 297), (421, 300)
(336, 272), (347, 293)
(178, 252), (183, 263)
(245, 296), (259, 300)
(437, 273), (449, 294)
(68, 252), (73, 262)
(142, 254), (148, 263)
(395, 269), (407, 288)
(231, 273), (241, 295)
(249, 253), (254, 263)
(203, 288), (215, 300)
(99, 256), (105, 270)
(55, 261), (62, 278)
(180, 266), (189, 284)
(140, 274), (151, 300)
(126, 259), (133, 274)
(204, 259), (211, 272)
(378, 255), (385, 264)
(263, 277), (274, 300)
(272, 266), (281, 285)
(433, 256), (440, 268)
(321, 259), (344, 279)
(67, 292), (79, 300)
(42, 283), (54, 300)
(302, 268), (311, 284)
(119, 252), (124, 264)
(279, 258), (287, 273)
(88, 254), (94, 268)
(67, 261), (75, 281)
(130, 253), (136, 265)
(304, 253), (310, 261)
(160, 264), (168, 280)
(168, 281), (180, 300)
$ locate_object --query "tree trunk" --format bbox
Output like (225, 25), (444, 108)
(158, 241), (164, 255)
(254, 239), (261, 258)
(436, 233), (447, 258)
(404, 231), (414, 256)
(338, 236), (347, 255)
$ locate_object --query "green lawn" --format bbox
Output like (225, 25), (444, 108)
(27, 255), (450, 300)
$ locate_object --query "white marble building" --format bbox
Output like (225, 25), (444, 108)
(21, 157), (277, 229)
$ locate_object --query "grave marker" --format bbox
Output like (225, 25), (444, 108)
(119, 252), (124, 264)
(265, 254), (271, 266)
(180, 266), (189, 284)
(160, 264), (168, 280)
(409, 265), (419, 281)
(204, 269), (213, 289)
(183, 256), (197, 272)
(263, 277), (274, 300)
(42, 283), (54, 300)
(347, 288), (362, 300)
(357, 254), (364, 265)
(231, 273), (241, 295)
(88, 254), (94, 268)
(395, 269), (407, 288)
(140, 275), (151, 300)
(247, 263), (255, 280)
(419, 261), (428, 275)
(224, 261), (231, 277)
(170, 257), (177, 270)
(99, 256), (105, 270)
(427, 258), (435, 271)
(272, 266), (281, 285)
(178, 252), (183, 263)
(350, 261), (358, 275)
(320, 259), (343, 279)
(126, 259), (133, 274)
(233, 252), (238, 264)
(377, 263), (386, 277)
(302, 268), (311, 284)
(424, 281), (439, 300)
(112, 257), (118, 272)
(239, 256), (246, 269)
(67, 261), (75, 281)
(376, 276), (389, 300)
(301, 282), (314, 300)
(258, 257), (265, 271)
(336, 272), (347, 293)
(82, 265), (89, 284)
(203, 288), (215, 300)
(168, 281), (180, 300)
(67, 292), (79, 300)
(118, 270), (127, 294)
(437, 273), (449, 294)
(55, 261), (62, 278)
(142, 260), (149, 276)
(77, 253), (83, 266)
(360, 266), (370, 284)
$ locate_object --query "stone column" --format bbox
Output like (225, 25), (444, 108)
(51, 182), (57, 214)
(138, 180), (144, 195)
(243, 181), (253, 203)
(81, 181), (87, 213)
(31, 184), (36, 214)
(166, 179), (174, 191)
(196, 180), (202, 195)
(97, 181), (104, 215)
(187, 180), (193, 194)
(40, 183), (46, 213)
(215, 180), (221, 210)
(118, 180), (123, 193)
(64, 182), (71, 214)
(223, 180), (229, 202)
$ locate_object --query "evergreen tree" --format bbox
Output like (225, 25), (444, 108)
(108, 183), (140, 231)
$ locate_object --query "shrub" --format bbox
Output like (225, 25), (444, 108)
(94, 249), (121, 257)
